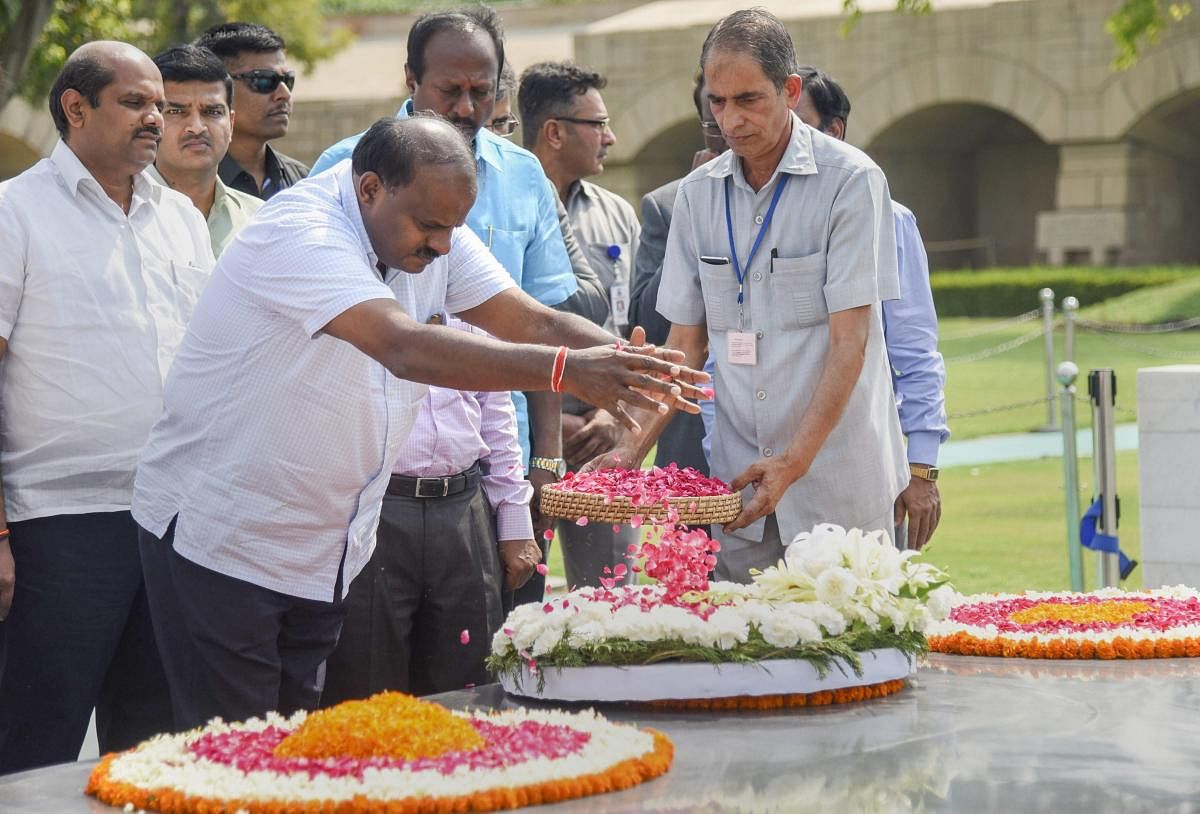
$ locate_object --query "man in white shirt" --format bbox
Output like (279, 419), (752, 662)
(133, 115), (706, 729)
(0, 41), (214, 773)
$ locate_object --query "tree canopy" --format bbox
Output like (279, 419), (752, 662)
(0, 0), (351, 112)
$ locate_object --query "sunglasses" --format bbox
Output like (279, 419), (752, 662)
(230, 69), (296, 94)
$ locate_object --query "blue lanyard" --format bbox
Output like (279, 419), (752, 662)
(724, 173), (790, 307)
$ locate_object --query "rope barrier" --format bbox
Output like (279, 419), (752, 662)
(1075, 315), (1200, 334)
(943, 326), (1048, 364)
(1088, 331), (1200, 360)
(939, 308), (1042, 341)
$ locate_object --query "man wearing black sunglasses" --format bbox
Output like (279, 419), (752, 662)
(195, 22), (308, 199)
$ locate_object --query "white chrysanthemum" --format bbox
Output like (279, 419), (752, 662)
(815, 567), (859, 608)
(706, 606), (750, 650)
(925, 585), (958, 621)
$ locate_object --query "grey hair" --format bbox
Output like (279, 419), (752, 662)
(699, 8), (797, 91)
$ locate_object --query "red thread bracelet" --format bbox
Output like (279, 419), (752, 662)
(0, 528), (9, 539)
(550, 345), (568, 393)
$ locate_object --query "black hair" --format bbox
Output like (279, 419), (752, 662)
(194, 22), (286, 62)
(496, 61), (517, 102)
(797, 65), (851, 134)
(700, 8), (797, 91)
(48, 54), (116, 140)
(516, 61), (606, 149)
(692, 71), (705, 118)
(351, 114), (477, 190)
(153, 45), (234, 107)
(406, 7), (505, 90)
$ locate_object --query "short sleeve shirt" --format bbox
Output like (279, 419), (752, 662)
(657, 115), (908, 541)
(132, 162), (513, 601)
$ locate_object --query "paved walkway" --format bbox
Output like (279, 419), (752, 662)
(940, 423), (1138, 468)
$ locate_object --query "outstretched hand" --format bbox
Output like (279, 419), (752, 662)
(559, 327), (709, 432)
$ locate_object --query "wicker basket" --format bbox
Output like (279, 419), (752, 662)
(539, 485), (741, 526)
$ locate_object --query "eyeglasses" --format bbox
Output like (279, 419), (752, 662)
(488, 115), (520, 136)
(230, 70), (296, 94)
(699, 120), (722, 135)
(555, 116), (612, 133)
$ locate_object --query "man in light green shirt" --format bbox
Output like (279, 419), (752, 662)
(149, 45), (261, 257)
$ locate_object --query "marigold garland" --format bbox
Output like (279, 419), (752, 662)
(628, 678), (907, 711)
(87, 730), (673, 814)
(927, 588), (1200, 660)
(274, 692), (484, 760)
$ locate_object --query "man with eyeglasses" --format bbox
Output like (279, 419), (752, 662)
(520, 61), (641, 591)
(195, 22), (308, 199)
(147, 45), (262, 257)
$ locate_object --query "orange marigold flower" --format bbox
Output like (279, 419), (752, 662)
(274, 691), (484, 760)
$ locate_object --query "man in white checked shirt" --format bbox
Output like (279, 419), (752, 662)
(133, 115), (706, 728)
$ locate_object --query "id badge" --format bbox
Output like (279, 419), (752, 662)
(727, 331), (757, 365)
(610, 281), (630, 327)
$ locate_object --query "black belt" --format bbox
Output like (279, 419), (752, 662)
(387, 462), (481, 499)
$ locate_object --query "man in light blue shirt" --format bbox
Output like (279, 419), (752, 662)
(310, 8), (577, 476)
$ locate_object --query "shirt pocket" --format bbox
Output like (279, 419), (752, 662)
(696, 259), (740, 332)
(481, 227), (529, 283)
(770, 252), (829, 329)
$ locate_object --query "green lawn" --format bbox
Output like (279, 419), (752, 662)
(940, 317), (1200, 439)
(920, 450), (1142, 595)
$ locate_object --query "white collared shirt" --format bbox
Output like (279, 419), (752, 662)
(132, 162), (514, 602)
(0, 140), (214, 522)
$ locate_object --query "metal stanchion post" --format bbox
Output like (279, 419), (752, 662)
(1088, 368), (1120, 588)
(1058, 362), (1084, 591)
(1062, 296), (1078, 365)
(1040, 288), (1058, 430)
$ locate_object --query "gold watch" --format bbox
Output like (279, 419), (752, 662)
(529, 456), (567, 478)
(909, 463), (939, 482)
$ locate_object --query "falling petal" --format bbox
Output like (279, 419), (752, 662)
(535, 563), (549, 575)
(459, 629), (470, 645)
(576, 516), (589, 526)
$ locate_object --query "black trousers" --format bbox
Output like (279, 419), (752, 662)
(0, 511), (172, 774)
(138, 521), (345, 730)
(321, 480), (504, 703)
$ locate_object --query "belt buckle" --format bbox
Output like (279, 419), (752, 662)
(415, 476), (450, 498)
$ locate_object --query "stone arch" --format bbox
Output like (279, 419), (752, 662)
(0, 97), (57, 179)
(1100, 35), (1200, 142)
(609, 69), (700, 164)
(850, 51), (1068, 151)
(866, 102), (1059, 268)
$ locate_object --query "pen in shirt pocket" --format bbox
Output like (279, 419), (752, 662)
(770, 247), (778, 273)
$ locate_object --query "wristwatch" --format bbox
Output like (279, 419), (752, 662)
(909, 463), (939, 482)
(529, 456), (567, 478)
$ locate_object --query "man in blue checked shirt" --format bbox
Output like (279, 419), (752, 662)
(310, 7), (577, 510)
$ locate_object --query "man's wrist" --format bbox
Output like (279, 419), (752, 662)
(909, 463), (939, 482)
(529, 456), (567, 478)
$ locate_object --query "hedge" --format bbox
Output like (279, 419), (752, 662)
(930, 267), (1199, 317)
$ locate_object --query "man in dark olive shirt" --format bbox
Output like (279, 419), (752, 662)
(195, 22), (308, 199)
